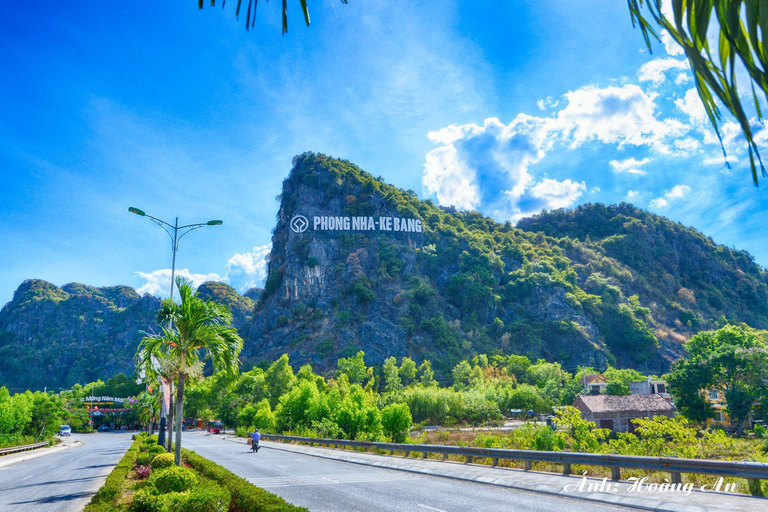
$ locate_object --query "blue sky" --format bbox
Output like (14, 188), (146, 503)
(1, 1), (766, 306)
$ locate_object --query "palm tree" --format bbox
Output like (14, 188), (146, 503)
(133, 391), (160, 434)
(136, 341), (177, 450)
(138, 277), (243, 465)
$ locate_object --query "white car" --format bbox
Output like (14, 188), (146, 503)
(59, 425), (71, 436)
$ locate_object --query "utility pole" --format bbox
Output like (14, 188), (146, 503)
(129, 207), (222, 446)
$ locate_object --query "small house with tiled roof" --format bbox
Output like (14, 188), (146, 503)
(580, 373), (608, 395)
(573, 394), (675, 432)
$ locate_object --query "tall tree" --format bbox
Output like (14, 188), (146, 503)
(668, 324), (768, 434)
(137, 277), (243, 465)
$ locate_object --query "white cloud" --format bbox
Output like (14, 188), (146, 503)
(703, 154), (738, 166)
(626, 190), (640, 200)
(422, 144), (480, 210)
(135, 243), (271, 298)
(223, 244), (271, 292)
(675, 88), (707, 125)
(424, 116), (552, 220)
(660, 30), (684, 56)
(554, 85), (688, 153)
(674, 137), (701, 155)
(136, 269), (223, 298)
(674, 73), (690, 85)
(650, 184), (690, 208)
(610, 157), (650, 175)
(527, 179), (586, 210)
(638, 58), (688, 85)
(424, 82), (698, 221)
(537, 96), (559, 111)
(666, 184), (690, 199)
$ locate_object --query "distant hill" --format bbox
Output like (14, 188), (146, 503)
(3, 153), (767, 389)
(0, 280), (252, 391)
(517, 203), (768, 338)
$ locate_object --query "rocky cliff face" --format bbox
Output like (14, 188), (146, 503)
(244, 153), (768, 381)
(0, 279), (254, 390)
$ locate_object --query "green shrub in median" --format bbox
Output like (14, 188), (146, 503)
(87, 435), (302, 512)
(131, 490), (160, 512)
(139, 437), (157, 452)
(150, 453), (175, 470)
(148, 466), (198, 494)
(132, 479), (231, 512)
(148, 445), (167, 456)
(135, 452), (154, 467)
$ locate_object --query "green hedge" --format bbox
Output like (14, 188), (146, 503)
(84, 436), (141, 512)
(183, 449), (307, 512)
(132, 477), (230, 512)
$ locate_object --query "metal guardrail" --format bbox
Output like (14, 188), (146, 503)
(0, 442), (49, 457)
(262, 434), (768, 495)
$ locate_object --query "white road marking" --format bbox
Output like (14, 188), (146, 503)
(418, 505), (447, 512)
(22, 475), (34, 480)
(248, 472), (421, 488)
(50, 465), (58, 469)
(275, 464), (286, 469)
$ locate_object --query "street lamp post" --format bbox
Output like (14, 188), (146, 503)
(128, 207), (222, 446)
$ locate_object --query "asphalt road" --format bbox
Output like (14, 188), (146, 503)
(182, 433), (632, 512)
(0, 431), (134, 512)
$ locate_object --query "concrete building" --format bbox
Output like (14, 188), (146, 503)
(573, 394), (676, 432)
(629, 378), (671, 400)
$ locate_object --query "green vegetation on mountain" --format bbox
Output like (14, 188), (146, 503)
(0, 280), (161, 391)
(246, 153), (768, 380)
(0, 279), (253, 391)
(517, 204), (768, 334)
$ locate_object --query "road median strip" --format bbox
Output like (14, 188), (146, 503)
(85, 433), (307, 512)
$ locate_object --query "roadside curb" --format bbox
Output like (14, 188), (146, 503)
(0, 439), (83, 469)
(218, 436), (764, 512)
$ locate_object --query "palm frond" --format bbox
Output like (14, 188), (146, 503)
(628, 0), (767, 184)
(203, 0), (344, 34)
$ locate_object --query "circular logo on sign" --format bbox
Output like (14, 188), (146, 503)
(290, 215), (309, 233)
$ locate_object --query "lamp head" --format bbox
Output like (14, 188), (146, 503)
(128, 207), (146, 216)
(207, 220), (223, 226)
